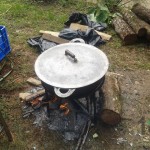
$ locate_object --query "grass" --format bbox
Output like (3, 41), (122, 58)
(0, 0), (149, 149)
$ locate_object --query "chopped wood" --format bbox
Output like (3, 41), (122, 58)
(131, 3), (150, 41)
(39, 30), (59, 37)
(100, 72), (122, 126)
(42, 33), (69, 44)
(132, 3), (150, 25)
(144, 25), (150, 42)
(19, 92), (31, 100)
(70, 23), (112, 41)
(119, 8), (147, 37)
(25, 89), (45, 102)
(112, 16), (137, 45)
(27, 77), (41, 86)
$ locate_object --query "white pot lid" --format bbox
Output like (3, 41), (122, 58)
(35, 43), (109, 88)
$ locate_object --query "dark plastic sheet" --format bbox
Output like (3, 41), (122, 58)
(64, 13), (107, 31)
(59, 28), (105, 47)
(27, 36), (57, 53)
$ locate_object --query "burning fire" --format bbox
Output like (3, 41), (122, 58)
(60, 102), (70, 115)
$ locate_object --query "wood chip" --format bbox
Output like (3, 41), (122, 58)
(27, 77), (41, 86)
(19, 93), (31, 100)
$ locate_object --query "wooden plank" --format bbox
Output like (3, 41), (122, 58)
(70, 23), (112, 41)
(39, 30), (59, 37)
(42, 33), (69, 44)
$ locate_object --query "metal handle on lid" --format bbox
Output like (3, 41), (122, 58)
(70, 38), (85, 43)
(65, 50), (77, 62)
(54, 87), (75, 98)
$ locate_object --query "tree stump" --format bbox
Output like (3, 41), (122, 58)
(112, 16), (137, 45)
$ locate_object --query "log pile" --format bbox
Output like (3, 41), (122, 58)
(113, 3), (150, 44)
(112, 16), (137, 45)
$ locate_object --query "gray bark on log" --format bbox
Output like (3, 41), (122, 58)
(119, 8), (147, 37)
(112, 16), (137, 45)
(132, 3), (150, 25)
(100, 72), (122, 126)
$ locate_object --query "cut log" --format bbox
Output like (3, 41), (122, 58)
(100, 72), (122, 126)
(131, 3), (150, 41)
(119, 8), (147, 37)
(112, 16), (137, 45)
(70, 23), (112, 41)
(144, 25), (150, 42)
(132, 3), (150, 25)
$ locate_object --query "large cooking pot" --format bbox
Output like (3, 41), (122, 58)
(35, 39), (109, 98)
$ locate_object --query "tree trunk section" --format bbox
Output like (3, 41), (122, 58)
(112, 16), (137, 45)
(119, 8), (147, 37)
(99, 72), (122, 126)
(132, 3), (150, 25)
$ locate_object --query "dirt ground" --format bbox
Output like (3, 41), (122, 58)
(84, 70), (150, 150)
(0, 0), (150, 150)
(1, 70), (149, 150)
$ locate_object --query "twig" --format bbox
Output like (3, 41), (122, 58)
(0, 6), (12, 16)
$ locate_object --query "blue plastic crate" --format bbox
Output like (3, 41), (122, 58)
(0, 26), (11, 61)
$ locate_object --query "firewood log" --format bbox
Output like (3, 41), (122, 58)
(99, 72), (122, 126)
(132, 3), (150, 25)
(119, 8), (147, 37)
(112, 16), (137, 45)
